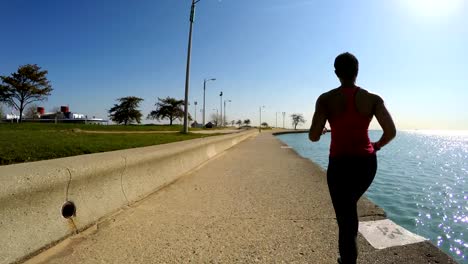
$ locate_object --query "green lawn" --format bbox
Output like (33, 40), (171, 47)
(0, 123), (201, 132)
(0, 123), (217, 165)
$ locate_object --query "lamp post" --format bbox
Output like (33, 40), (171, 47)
(202, 78), (216, 126)
(219, 91), (223, 127)
(282, 112), (286, 129)
(183, 0), (201, 134)
(224, 99), (231, 126)
(194, 101), (198, 123)
(276, 112), (279, 128)
(212, 108), (219, 126)
(259, 106), (265, 133)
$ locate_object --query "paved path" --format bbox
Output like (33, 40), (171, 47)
(26, 132), (454, 263)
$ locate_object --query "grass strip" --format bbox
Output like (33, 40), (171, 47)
(0, 127), (218, 165)
(0, 123), (200, 132)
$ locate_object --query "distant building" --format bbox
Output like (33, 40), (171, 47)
(5, 114), (20, 120)
(1, 105), (107, 124)
(72, 113), (85, 119)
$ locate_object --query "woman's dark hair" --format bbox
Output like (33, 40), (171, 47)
(334, 52), (359, 80)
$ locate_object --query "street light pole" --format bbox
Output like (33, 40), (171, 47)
(194, 101), (198, 123)
(224, 99), (231, 126)
(202, 78), (216, 126)
(212, 108), (218, 126)
(282, 112), (286, 129)
(219, 91), (223, 127)
(183, 0), (201, 134)
(276, 112), (278, 128)
(259, 106), (265, 133)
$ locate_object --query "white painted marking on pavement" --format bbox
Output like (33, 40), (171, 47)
(359, 219), (427, 249)
(280, 146), (292, 149)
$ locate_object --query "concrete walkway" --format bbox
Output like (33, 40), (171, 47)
(26, 132), (454, 263)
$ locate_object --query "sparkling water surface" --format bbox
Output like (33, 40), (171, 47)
(277, 130), (468, 263)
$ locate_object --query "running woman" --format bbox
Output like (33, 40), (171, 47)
(309, 52), (396, 264)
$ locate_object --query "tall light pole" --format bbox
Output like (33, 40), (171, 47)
(194, 101), (198, 123)
(224, 99), (231, 126)
(202, 78), (216, 126)
(282, 112), (286, 129)
(219, 91), (223, 127)
(212, 108), (218, 126)
(276, 112), (279, 128)
(259, 106), (265, 133)
(183, 0), (201, 134)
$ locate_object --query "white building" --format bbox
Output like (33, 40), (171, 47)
(6, 114), (20, 120)
(72, 113), (85, 119)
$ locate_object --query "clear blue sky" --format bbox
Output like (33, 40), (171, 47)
(1, 0), (467, 129)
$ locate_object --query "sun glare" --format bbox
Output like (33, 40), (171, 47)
(398, 0), (464, 19)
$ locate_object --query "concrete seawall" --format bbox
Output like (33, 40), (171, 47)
(0, 130), (257, 264)
(271, 129), (309, 136)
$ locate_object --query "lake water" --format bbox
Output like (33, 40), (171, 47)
(277, 130), (467, 263)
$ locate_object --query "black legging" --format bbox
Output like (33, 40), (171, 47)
(327, 155), (377, 264)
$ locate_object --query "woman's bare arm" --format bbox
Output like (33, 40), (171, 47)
(309, 95), (327, 142)
(373, 96), (396, 149)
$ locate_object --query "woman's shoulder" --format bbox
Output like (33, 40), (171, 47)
(358, 87), (384, 103)
(320, 87), (341, 99)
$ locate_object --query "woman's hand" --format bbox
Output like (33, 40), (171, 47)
(371, 142), (381, 153)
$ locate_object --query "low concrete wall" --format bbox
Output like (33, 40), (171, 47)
(272, 129), (308, 136)
(0, 130), (257, 264)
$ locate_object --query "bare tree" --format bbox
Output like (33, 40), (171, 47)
(210, 113), (222, 127)
(291, 113), (306, 130)
(236, 119), (242, 127)
(50, 106), (65, 120)
(222, 116), (230, 127)
(24, 104), (39, 119)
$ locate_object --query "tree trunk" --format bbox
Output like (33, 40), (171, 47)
(19, 101), (24, 123)
(294, 123), (297, 130)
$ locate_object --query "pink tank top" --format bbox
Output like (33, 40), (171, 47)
(328, 87), (374, 157)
